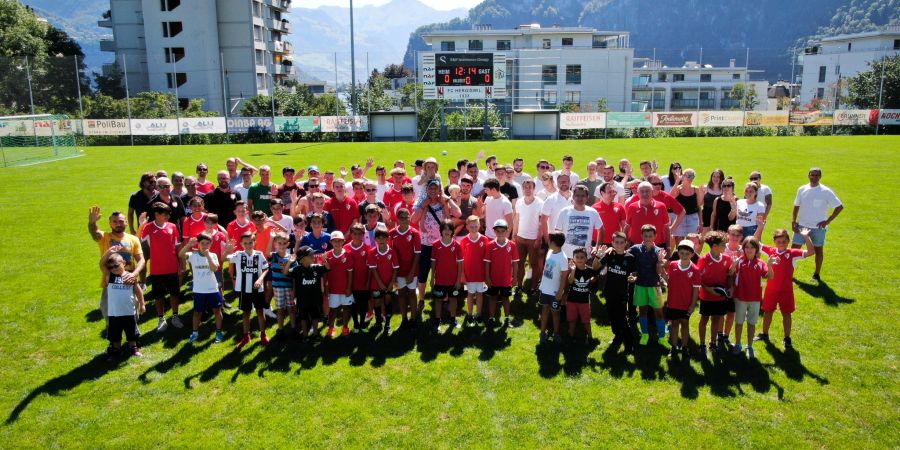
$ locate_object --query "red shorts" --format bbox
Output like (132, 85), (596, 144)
(762, 289), (795, 314)
(566, 302), (591, 324)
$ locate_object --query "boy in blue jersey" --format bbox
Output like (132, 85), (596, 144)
(300, 213), (332, 255)
(627, 224), (669, 349)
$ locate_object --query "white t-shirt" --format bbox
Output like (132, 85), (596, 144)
(759, 184), (773, 201)
(234, 184), (251, 205)
(515, 197), (544, 240)
(189, 252), (221, 294)
(512, 172), (532, 187)
(539, 250), (569, 296)
(552, 170), (580, 186)
(535, 187), (553, 201)
(794, 183), (842, 228)
(593, 180), (626, 200)
(556, 206), (603, 258)
(540, 191), (573, 232)
(484, 195), (513, 239)
(470, 179), (484, 197)
(271, 215), (294, 234)
(106, 273), (137, 317)
(736, 199), (766, 228)
(376, 181), (389, 203)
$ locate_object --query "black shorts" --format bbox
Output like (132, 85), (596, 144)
(108, 315), (138, 343)
(699, 300), (727, 317)
(352, 290), (370, 304)
(725, 298), (736, 313)
(665, 306), (690, 321)
(239, 291), (267, 312)
(297, 299), (323, 321)
(432, 285), (462, 300)
(149, 274), (180, 300)
(486, 286), (512, 297)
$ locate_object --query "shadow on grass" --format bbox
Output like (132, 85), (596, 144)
(762, 341), (829, 386)
(84, 309), (103, 323)
(793, 278), (855, 306)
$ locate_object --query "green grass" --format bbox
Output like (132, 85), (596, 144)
(0, 136), (898, 448)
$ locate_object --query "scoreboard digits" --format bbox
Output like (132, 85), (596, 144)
(435, 53), (493, 87)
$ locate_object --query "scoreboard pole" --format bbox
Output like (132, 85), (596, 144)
(483, 100), (491, 140)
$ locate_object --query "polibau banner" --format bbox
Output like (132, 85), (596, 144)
(833, 109), (878, 126)
(82, 119), (130, 136)
(879, 109), (900, 125)
(743, 111), (789, 126)
(321, 115), (368, 132)
(179, 117), (227, 134)
(274, 116), (321, 133)
(605, 112), (651, 128)
(789, 110), (833, 126)
(698, 111), (744, 127)
(652, 112), (697, 128)
(226, 117), (273, 133)
(560, 112), (607, 130)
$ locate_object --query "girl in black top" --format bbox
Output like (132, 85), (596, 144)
(701, 168), (725, 232)
(711, 178), (738, 232)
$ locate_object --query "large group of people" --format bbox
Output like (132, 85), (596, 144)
(89, 152), (844, 362)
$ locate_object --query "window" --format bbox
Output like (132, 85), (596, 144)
(673, 91), (684, 100)
(164, 47), (184, 63)
(166, 72), (186, 88)
(658, 73), (667, 82)
(497, 40), (511, 51)
(253, 1), (263, 18)
(440, 41), (455, 51)
(542, 90), (557, 104)
(565, 91), (580, 103)
(592, 36), (607, 48)
(699, 91), (710, 99)
(894, 39), (900, 50)
(541, 65), (557, 84)
(818, 66), (826, 82)
(733, 73), (741, 80)
(254, 25), (263, 41)
(468, 40), (483, 51)
(256, 74), (267, 90)
(542, 39), (551, 49)
(835, 65), (840, 75)
(255, 50), (265, 66)
(161, 21), (183, 37)
(816, 87), (825, 99)
(700, 73), (711, 82)
(565, 64), (581, 84)
(562, 37), (573, 47)
(673, 73), (684, 82)
(160, 0), (180, 11)
(847, 42), (852, 52)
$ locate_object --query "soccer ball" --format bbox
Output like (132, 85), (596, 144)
(442, 150), (448, 156)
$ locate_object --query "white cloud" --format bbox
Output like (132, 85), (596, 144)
(300, 0), (480, 11)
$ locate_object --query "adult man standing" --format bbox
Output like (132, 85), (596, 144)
(792, 167), (843, 280)
(750, 171), (773, 216)
(552, 155), (580, 185)
(556, 185), (603, 258)
(454, 176), (481, 237)
(511, 157), (532, 187)
(540, 173), (574, 239)
(226, 157), (258, 191)
(88, 207), (145, 327)
(577, 161), (603, 205)
(325, 178), (360, 235)
(233, 167), (253, 205)
(625, 182), (670, 247)
(247, 165), (274, 215)
(594, 164), (626, 204)
(147, 177), (185, 235)
(482, 178), (515, 239)
(514, 179), (544, 296)
(128, 172), (156, 235)
(204, 171), (241, 226)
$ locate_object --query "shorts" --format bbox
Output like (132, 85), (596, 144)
(674, 213), (700, 236)
(108, 315), (138, 343)
(328, 293), (355, 308)
(239, 291), (267, 312)
(699, 300), (727, 317)
(632, 285), (661, 308)
(762, 289), (796, 314)
(539, 293), (561, 311)
(273, 287), (295, 309)
(396, 276), (417, 290)
(417, 245), (433, 283)
(664, 306), (690, 321)
(193, 292), (223, 313)
(352, 290), (370, 304)
(297, 301), (322, 322)
(566, 301), (591, 324)
(149, 273), (180, 300)
(486, 286), (512, 297)
(734, 299), (761, 325)
(742, 225), (758, 238)
(371, 289), (394, 300)
(726, 298), (736, 313)
(466, 282), (487, 294)
(793, 227), (826, 247)
(432, 285), (462, 300)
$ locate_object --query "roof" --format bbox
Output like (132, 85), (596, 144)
(818, 28), (900, 43)
(423, 27), (628, 38)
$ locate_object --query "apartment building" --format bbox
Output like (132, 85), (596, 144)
(632, 59), (767, 111)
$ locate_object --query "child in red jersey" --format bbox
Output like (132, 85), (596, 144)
(390, 208), (422, 329)
(367, 227), (398, 334)
(757, 228), (813, 350)
(345, 223), (372, 331)
(697, 230), (733, 357)
(460, 215), (491, 326)
(139, 202), (183, 332)
(729, 236), (772, 358)
(430, 220), (464, 332)
(484, 219), (520, 327)
(324, 232), (354, 338)
(662, 239), (701, 358)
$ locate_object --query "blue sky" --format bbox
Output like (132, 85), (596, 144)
(301, 0), (481, 10)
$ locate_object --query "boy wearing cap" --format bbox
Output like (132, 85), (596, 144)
(284, 246), (329, 343)
(484, 219), (520, 327)
(662, 239), (701, 357)
(324, 231), (354, 337)
(430, 220), (464, 331)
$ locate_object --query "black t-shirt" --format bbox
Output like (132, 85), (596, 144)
(128, 190), (154, 217)
(204, 189), (241, 226)
(569, 266), (599, 303)
(288, 264), (328, 305)
(600, 251), (634, 298)
(358, 200), (387, 217)
(147, 193), (186, 235)
(499, 183), (519, 202)
(305, 211), (336, 233)
(181, 192), (204, 215)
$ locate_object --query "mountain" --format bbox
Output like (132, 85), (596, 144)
(404, 0), (900, 82)
(289, 0), (467, 83)
(21, 0), (111, 75)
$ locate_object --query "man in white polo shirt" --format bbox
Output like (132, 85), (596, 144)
(791, 167), (843, 281)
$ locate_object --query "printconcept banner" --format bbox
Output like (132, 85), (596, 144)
(81, 119), (130, 136)
(321, 116), (368, 132)
(130, 119), (178, 136)
(743, 111), (789, 126)
(560, 113), (607, 130)
(179, 117), (227, 134)
(652, 112), (697, 128)
(274, 116), (321, 133)
(698, 111), (744, 127)
(833, 109), (878, 126)
(226, 117), (273, 133)
(789, 110), (833, 126)
(878, 109), (900, 125)
(605, 112), (651, 128)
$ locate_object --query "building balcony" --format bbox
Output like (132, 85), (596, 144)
(266, 0), (290, 10)
(100, 39), (116, 52)
(720, 98), (741, 109)
(269, 40), (285, 53)
(279, 20), (292, 33)
(98, 18), (112, 28)
(271, 63), (294, 76)
(670, 98), (715, 109)
(650, 99), (665, 110)
(284, 41), (293, 54)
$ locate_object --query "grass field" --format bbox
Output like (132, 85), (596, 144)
(0, 136), (898, 448)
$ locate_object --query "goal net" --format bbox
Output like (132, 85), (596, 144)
(0, 114), (80, 167)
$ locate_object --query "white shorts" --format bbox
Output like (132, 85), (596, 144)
(734, 300), (761, 325)
(466, 282), (487, 294)
(396, 276), (417, 290)
(328, 293), (355, 308)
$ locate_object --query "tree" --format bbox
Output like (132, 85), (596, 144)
(729, 82), (760, 110)
(93, 64), (126, 99)
(846, 55), (900, 109)
(348, 73), (394, 114)
(383, 63), (412, 79)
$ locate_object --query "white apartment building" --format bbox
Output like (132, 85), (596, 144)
(421, 24), (634, 112)
(799, 27), (900, 108)
(632, 59), (767, 111)
(99, 0), (295, 114)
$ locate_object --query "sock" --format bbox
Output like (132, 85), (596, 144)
(385, 303), (393, 317)
(639, 316), (649, 334)
(656, 319), (667, 338)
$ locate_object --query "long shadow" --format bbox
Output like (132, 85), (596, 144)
(793, 278), (855, 306)
(138, 340), (213, 384)
(84, 309), (103, 323)
(598, 343), (637, 379)
(664, 352), (704, 400)
(183, 346), (245, 388)
(478, 325), (512, 361)
(762, 341), (829, 385)
(561, 340), (601, 377)
(535, 341), (562, 378)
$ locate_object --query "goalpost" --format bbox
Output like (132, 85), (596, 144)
(0, 114), (80, 168)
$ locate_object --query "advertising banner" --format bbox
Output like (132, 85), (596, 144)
(605, 112), (651, 128)
(321, 115), (368, 132)
(652, 112), (697, 128)
(0, 120), (33, 137)
(878, 109), (900, 125)
(274, 116), (321, 133)
(789, 110), (833, 126)
(560, 112), (606, 130)
(698, 111), (744, 127)
(81, 119), (130, 136)
(179, 117), (227, 134)
(743, 111), (789, 126)
(130, 119), (178, 136)
(226, 117), (273, 133)
(833, 109), (877, 126)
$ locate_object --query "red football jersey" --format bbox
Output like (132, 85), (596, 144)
(366, 246), (398, 289)
(666, 261), (700, 310)
(208, 230), (228, 261)
(430, 239), (463, 285)
(698, 252), (732, 301)
(485, 239), (520, 287)
(592, 201), (626, 244)
(625, 200), (670, 245)
(763, 245), (805, 293)
(325, 248), (354, 294)
(390, 226), (422, 277)
(226, 220), (257, 245)
(182, 214), (207, 239)
(325, 196), (360, 234)
(383, 187), (403, 210)
(140, 221), (180, 275)
(733, 257), (768, 302)
(392, 201), (417, 230)
(195, 181), (215, 194)
(344, 242), (371, 290)
(460, 233), (491, 282)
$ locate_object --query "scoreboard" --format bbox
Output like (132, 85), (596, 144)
(420, 52), (507, 100)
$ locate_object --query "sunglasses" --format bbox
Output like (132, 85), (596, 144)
(539, 165), (550, 170)
(158, 184), (171, 188)
(365, 188), (377, 192)
(197, 168), (208, 172)
(750, 177), (760, 181)
(651, 182), (663, 187)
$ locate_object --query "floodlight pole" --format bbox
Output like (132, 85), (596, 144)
(74, 55), (87, 147)
(349, 0), (357, 115)
(876, 52), (886, 135)
(123, 53), (134, 146)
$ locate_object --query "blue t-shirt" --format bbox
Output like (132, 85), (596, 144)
(627, 243), (662, 287)
(268, 253), (296, 289)
(300, 231), (332, 254)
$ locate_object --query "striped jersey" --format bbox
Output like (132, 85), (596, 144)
(228, 250), (268, 293)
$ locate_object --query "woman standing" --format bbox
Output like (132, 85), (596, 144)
(671, 168), (702, 243)
(663, 162), (682, 192)
(700, 169), (725, 234)
(710, 178), (738, 232)
(736, 182), (766, 238)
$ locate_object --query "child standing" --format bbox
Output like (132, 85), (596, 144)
(100, 249), (146, 359)
(566, 248), (603, 344)
(730, 237), (772, 358)
(181, 233), (225, 344)
(284, 246), (329, 343)
(697, 230), (733, 357)
(628, 224), (669, 349)
(346, 224), (372, 331)
(484, 219), (520, 327)
(367, 228), (398, 334)
(538, 231), (569, 344)
(460, 216), (491, 326)
(227, 232), (269, 348)
(324, 231), (354, 337)
(390, 208), (422, 328)
(757, 228), (813, 350)
(599, 232), (636, 354)
(662, 239), (700, 357)
(430, 220), (464, 331)
(268, 232), (297, 337)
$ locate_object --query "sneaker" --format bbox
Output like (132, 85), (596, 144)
(156, 317), (168, 333)
(699, 344), (708, 358)
(222, 301), (233, 310)
(753, 333), (769, 342)
(812, 273), (821, 282)
(237, 333), (251, 348)
(657, 337), (671, 349)
(170, 314), (184, 329)
(539, 332), (549, 343)
(475, 315), (484, 325)
(553, 333), (562, 344)
(732, 343), (743, 355)
(327, 327), (336, 338)
(341, 326), (350, 337)
(503, 317), (511, 327)
(264, 309), (277, 320)
(783, 336), (793, 350)
(639, 334), (650, 346)
(130, 346), (143, 357)
(188, 331), (199, 344)
(215, 330), (224, 343)
(365, 311), (375, 323)
(260, 334), (270, 346)
(452, 319), (461, 329)
(747, 346), (756, 359)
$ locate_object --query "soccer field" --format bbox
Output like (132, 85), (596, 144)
(0, 136), (897, 448)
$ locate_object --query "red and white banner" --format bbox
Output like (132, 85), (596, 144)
(560, 112), (606, 130)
